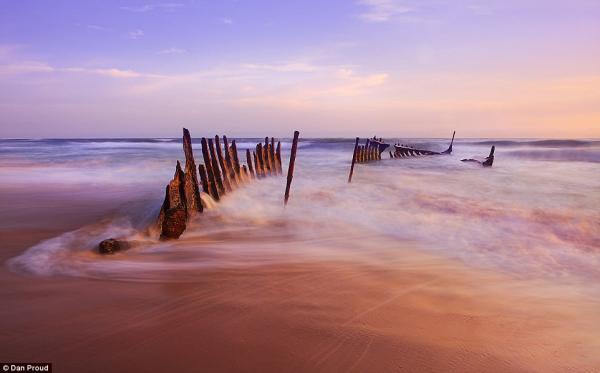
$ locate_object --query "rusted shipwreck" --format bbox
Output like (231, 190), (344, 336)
(367, 137), (390, 154)
(347, 136), (389, 182)
(390, 131), (455, 158)
(461, 145), (495, 167)
(157, 128), (300, 240)
(352, 137), (389, 164)
(98, 128), (299, 253)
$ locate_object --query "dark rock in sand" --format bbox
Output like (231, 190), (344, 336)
(182, 128), (203, 214)
(157, 160), (188, 239)
(98, 238), (130, 254)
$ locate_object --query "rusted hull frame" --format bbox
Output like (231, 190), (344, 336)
(391, 131), (455, 158)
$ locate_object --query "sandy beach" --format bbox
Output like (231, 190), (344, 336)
(2, 181), (599, 373)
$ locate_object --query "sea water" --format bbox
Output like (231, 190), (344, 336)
(1, 137), (599, 284)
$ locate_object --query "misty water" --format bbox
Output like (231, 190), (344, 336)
(2, 137), (599, 285)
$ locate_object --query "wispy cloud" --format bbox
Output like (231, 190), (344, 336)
(120, 3), (183, 12)
(241, 62), (320, 73)
(466, 4), (494, 16)
(357, 0), (413, 23)
(0, 58), (162, 79)
(128, 29), (144, 39)
(61, 67), (154, 78)
(157, 47), (187, 55)
(325, 68), (388, 96)
(218, 17), (234, 25)
(86, 24), (108, 31)
(0, 44), (24, 60)
(0, 62), (54, 76)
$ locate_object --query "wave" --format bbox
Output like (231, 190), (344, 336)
(464, 139), (598, 148)
(505, 149), (600, 163)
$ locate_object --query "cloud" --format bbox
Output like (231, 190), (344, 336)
(241, 62), (320, 73)
(0, 44), (25, 60)
(157, 47), (187, 55)
(218, 17), (234, 25)
(128, 29), (144, 39)
(62, 67), (151, 78)
(120, 3), (183, 12)
(3, 48), (598, 137)
(326, 68), (388, 96)
(0, 62), (54, 76)
(227, 66), (390, 109)
(466, 4), (494, 15)
(357, 0), (413, 23)
(0, 59), (161, 79)
(86, 24), (108, 31)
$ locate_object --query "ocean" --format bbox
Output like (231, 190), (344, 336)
(2, 136), (598, 285)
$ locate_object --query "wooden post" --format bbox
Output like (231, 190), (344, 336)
(263, 137), (271, 175)
(348, 137), (359, 183)
(264, 143), (271, 176)
(284, 131), (300, 205)
(270, 143), (275, 173)
(200, 138), (219, 201)
(208, 138), (225, 195)
(253, 151), (261, 178)
(276, 141), (282, 174)
(198, 164), (210, 194)
(256, 144), (265, 177)
(215, 135), (232, 192)
(223, 136), (239, 187)
(270, 137), (277, 174)
(241, 165), (248, 181)
(231, 140), (241, 178)
(246, 149), (255, 179)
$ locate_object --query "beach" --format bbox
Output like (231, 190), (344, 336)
(1, 138), (599, 372)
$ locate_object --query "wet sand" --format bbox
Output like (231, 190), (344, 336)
(2, 188), (599, 372)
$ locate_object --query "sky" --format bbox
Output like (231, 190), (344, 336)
(0, 0), (599, 138)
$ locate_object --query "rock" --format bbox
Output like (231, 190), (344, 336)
(183, 128), (203, 214)
(157, 160), (188, 239)
(98, 238), (129, 254)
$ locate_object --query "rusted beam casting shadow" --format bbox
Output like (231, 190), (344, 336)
(284, 131), (300, 206)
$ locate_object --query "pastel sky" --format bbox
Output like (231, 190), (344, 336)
(1, 0), (599, 138)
